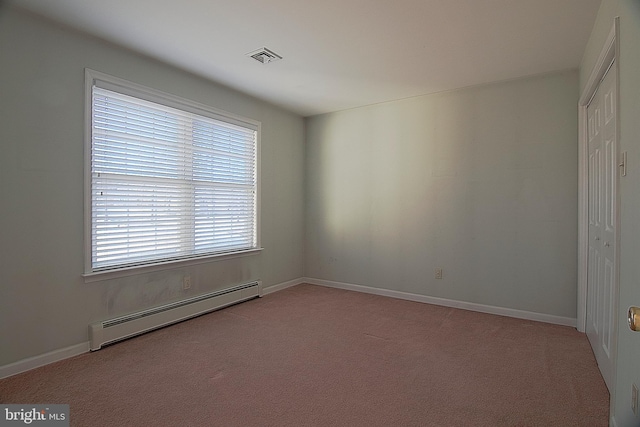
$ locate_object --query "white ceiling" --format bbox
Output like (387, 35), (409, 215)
(12, 0), (601, 117)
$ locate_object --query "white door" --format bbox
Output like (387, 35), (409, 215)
(586, 60), (617, 391)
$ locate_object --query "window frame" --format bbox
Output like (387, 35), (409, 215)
(83, 69), (262, 281)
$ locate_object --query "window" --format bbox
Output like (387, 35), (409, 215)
(85, 70), (260, 274)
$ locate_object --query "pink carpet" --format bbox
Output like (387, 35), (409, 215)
(0, 284), (609, 426)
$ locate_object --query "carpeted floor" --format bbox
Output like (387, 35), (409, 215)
(0, 284), (609, 426)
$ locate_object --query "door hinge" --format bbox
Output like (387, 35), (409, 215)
(620, 151), (627, 177)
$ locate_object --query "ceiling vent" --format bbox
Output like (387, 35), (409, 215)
(246, 47), (282, 64)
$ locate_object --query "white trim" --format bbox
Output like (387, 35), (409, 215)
(579, 25), (617, 107)
(610, 415), (618, 427)
(0, 342), (90, 380)
(576, 97), (587, 333)
(304, 278), (577, 327)
(0, 276), (579, 379)
(83, 68), (262, 276)
(83, 248), (263, 283)
(262, 277), (305, 296)
(577, 18), (619, 333)
(576, 101), (588, 333)
(1, 278), (293, 379)
(84, 69), (93, 275)
(84, 69), (260, 130)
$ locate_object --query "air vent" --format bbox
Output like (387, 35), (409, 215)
(246, 47), (282, 64)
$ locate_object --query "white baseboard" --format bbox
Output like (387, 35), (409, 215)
(261, 277), (305, 296)
(0, 278), (303, 380)
(0, 342), (90, 380)
(304, 277), (577, 328)
(0, 276), (577, 380)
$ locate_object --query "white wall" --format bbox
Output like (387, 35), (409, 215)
(0, 6), (305, 366)
(580, 1), (640, 425)
(305, 71), (579, 319)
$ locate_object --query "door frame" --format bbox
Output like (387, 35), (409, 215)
(577, 18), (619, 334)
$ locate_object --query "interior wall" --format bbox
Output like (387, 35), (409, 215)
(580, 1), (640, 425)
(0, 6), (305, 366)
(305, 70), (579, 319)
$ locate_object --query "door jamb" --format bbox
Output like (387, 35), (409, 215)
(577, 18), (619, 334)
(576, 17), (620, 338)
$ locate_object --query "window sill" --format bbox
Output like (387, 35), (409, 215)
(83, 248), (263, 283)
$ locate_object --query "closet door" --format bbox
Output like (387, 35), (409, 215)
(586, 60), (617, 391)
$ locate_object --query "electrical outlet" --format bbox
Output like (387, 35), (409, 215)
(435, 268), (443, 280)
(632, 383), (638, 417)
(182, 276), (192, 290)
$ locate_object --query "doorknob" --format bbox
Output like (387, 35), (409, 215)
(629, 307), (640, 332)
(595, 237), (600, 241)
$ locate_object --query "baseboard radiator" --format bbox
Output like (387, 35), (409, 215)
(89, 281), (262, 351)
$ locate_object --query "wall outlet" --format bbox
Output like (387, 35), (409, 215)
(435, 268), (443, 280)
(182, 276), (192, 290)
(632, 383), (638, 417)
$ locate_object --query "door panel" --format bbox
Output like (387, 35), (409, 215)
(603, 258), (613, 357)
(586, 60), (617, 391)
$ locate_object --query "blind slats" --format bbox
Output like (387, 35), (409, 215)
(91, 85), (257, 271)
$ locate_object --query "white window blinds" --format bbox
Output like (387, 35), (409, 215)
(90, 84), (257, 271)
